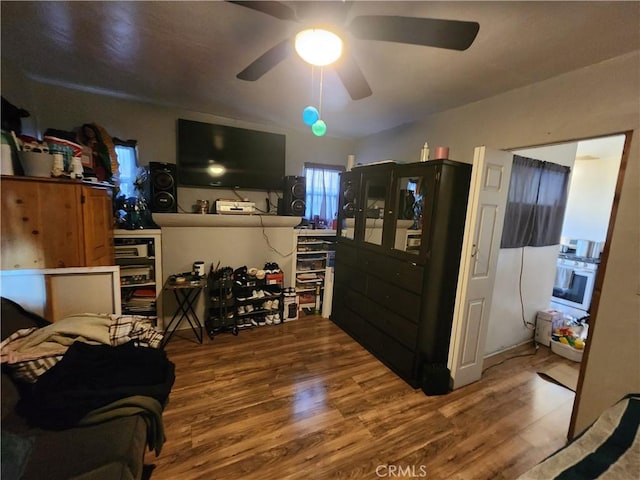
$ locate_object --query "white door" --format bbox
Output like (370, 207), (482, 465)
(448, 146), (513, 388)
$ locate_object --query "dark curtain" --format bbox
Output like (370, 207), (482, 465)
(501, 155), (570, 248)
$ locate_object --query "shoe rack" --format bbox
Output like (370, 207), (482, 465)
(206, 264), (285, 337)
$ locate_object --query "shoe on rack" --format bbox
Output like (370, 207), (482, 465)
(273, 313), (281, 324)
(265, 314), (274, 325)
(256, 290), (265, 298)
(272, 299), (279, 309)
(250, 318), (258, 326)
(237, 305), (245, 314)
(263, 300), (273, 310)
(246, 304), (254, 313)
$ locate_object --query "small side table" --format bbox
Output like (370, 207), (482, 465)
(162, 276), (207, 347)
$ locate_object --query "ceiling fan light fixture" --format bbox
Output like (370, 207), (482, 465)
(295, 28), (343, 66)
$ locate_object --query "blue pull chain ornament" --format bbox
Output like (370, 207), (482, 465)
(302, 106), (319, 126)
(303, 67), (328, 137)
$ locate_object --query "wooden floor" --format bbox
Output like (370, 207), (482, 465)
(145, 315), (577, 480)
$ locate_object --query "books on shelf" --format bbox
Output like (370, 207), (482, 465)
(123, 287), (156, 313)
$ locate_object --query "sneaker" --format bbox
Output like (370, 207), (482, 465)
(250, 318), (258, 326)
(272, 299), (279, 309)
(273, 313), (281, 324)
(265, 314), (274, 325)
(246, 304), (254, 313)
(264, 300), (273, 310)
(237, 305), (245, 314)
(256, 290), (265, 298)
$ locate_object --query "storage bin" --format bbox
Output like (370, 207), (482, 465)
(19, 151), (53, 177)
(551, 339), (583, 362)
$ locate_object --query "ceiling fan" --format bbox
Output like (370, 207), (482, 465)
(229, 1), (480, 100)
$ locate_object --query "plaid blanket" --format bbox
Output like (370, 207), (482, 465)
(109, 314), (163, 348)
(1, 314), (163, 383)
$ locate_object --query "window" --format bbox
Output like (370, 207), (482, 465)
(304, 163), (344, 225)
(113, 139), (138, 198)
(501, 155), (571, 248)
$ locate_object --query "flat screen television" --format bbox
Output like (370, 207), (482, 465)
(177, 118), (286, 191)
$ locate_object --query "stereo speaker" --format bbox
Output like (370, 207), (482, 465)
(148, 162), (177, 213)
(279, 176), (306, 216)
(341, 176), (358, 218)
(398, 189), (416, 220)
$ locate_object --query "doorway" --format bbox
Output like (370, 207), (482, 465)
(448, 133), (629, 389)
(485, 134), (625, 357)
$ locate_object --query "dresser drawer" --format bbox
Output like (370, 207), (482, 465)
(335, 242), (360, 269)
(366, 274), (422, 323)
(367, 305), (419, 350)
(365, 322), (417, 385)
(334, 260), (366, 294)
(359, 249), (424, 294)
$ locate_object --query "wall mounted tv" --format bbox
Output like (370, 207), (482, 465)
(177, 118), (286, 191)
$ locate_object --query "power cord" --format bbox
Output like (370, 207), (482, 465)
(482, 343), (539, 374)
(257, 215), (295, 258)
(519, 247), (536, 330)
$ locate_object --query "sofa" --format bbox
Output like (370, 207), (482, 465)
(1, 297), (174, 480)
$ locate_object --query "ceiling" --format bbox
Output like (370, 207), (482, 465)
(1, 1), (639, 140)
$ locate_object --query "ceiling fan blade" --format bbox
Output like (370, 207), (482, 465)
(349, 16), (480, 51)
(237, 38), (293, 81)
(227, 1), (297, 22)
(292, 0), (354, 24)
(334, 51), (372, 100)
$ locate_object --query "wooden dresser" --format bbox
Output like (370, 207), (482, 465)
(1, 176), (114, 270)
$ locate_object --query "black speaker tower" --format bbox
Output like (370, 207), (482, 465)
(147, 162), (178, 213)
(279, 176), (306, 216)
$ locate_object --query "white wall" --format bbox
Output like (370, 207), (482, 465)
(1, 60), (357, 209)
(159, 225), (296, 329)
(354, 51), (640, 436)
(562, 155), (623, 242)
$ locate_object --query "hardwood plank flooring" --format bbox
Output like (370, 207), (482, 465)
(145, 316), (577, 480)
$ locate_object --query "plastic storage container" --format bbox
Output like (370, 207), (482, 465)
(550, 339), (583, 362)
(19, 151), (53, 177)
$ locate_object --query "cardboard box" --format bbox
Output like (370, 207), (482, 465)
(265, 272), (284, 285)
(537, 309), (564, 332)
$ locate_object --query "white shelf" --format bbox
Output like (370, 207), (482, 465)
(114, 231), (163, 329)
(292, 230), (335, 318)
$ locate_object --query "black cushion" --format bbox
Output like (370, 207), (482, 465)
(20, 416), (147, 480)
(1, 297), (50, 341)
